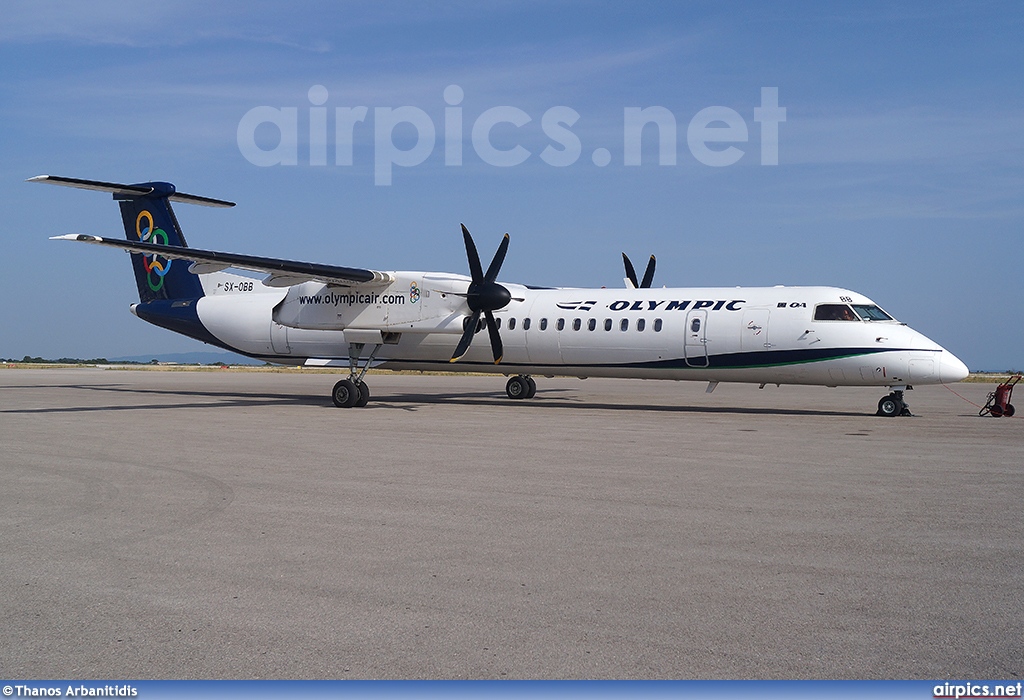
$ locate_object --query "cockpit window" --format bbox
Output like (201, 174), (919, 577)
(814, 304), (858, 321)
(851, 304), (893, 321)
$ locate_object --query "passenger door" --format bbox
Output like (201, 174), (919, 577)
(684, 309), (709, 367)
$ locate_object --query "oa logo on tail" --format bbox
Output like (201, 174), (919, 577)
(136, 210), (172, 292)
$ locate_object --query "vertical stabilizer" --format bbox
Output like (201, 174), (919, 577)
(28, 175), (234, 302)
(115, 182), (205, 302)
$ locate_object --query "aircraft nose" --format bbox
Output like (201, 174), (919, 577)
(939, 350), (970, 383)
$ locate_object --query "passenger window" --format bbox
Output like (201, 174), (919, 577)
(523, 318), (531, 330)
(637, 318), (645, 332)
(573, 318), (581, 331)
(495, 317), (502, 329)
(540, 318), (548, 331)
(814, 304), (858, 321)
(620, 319), (629, 331)
(557, 318), (565, 331)
(690, 318), (701, 333)
(604, 319), (612, 331)
(588, 318), (596, 331)
(654, 319), (663, 332)
(508, 317), (516, 330)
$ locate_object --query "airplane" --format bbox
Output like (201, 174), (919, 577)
(32, 175), (970, 416)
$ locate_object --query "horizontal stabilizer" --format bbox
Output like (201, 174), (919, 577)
(51, 234), (394, 287)
(28, 175), (235, 208)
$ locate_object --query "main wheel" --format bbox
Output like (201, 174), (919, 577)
(354, 382), (370, 407)
(506, 375), (529, 399)
(524, 375), (537, 399)
(332, 379), (359, 408)
(877, 394), (904, 417)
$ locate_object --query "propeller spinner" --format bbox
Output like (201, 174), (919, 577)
(450, 224), (513, 364)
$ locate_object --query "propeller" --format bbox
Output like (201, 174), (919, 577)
(622, 252), (656, 288)
(450, 224), (513, 364)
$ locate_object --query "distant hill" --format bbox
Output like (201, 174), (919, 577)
(110, 351), (266, 365)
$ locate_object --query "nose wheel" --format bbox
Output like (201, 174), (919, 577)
(877, 389), (912, 417)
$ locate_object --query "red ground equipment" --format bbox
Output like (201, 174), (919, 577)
(979, 374), (1021, 417)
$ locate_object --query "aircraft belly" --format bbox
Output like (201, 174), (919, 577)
(285, 327), (348, 358)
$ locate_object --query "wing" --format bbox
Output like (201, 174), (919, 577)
(51, 234), (394, 288)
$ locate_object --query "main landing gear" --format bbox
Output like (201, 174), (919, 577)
(505, 374), (537, 400)
(331, 353), (540, 407)
(332, 378), (370, 408)
(331, 341), (382, 408)
(877, 387), (913, 417)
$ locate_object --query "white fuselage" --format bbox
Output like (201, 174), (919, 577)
(182, 271), (969, 387)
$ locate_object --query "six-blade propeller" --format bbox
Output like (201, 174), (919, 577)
(449, 232), (658, 362)
(450, 224), (513, 364)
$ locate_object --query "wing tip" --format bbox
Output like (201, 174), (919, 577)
(50, 233), (99, 242)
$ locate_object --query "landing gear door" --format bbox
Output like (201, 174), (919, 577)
(684, 309), (709, 367)
(271, 321), (291, 354)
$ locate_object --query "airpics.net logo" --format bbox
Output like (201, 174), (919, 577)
(237, 85), (786, 186)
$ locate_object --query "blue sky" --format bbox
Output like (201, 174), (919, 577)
(1, 1), (1021, 369)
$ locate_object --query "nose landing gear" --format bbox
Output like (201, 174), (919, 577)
(877, 388), (913, 417)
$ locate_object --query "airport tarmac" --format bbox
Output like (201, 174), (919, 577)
(1, 367), (1021, 679)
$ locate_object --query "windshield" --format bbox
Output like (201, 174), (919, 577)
(851, 304), (893, 321)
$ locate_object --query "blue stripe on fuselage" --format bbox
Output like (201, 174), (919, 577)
(379, 346), (931, 371)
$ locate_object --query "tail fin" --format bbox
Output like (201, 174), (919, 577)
(116, 182), (206, 301)
(29, 175), (234, 302)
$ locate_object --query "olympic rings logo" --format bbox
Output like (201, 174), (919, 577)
(136, 210), (172, 292)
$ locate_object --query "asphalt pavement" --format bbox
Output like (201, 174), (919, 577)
(1, 368), (1021, 679)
